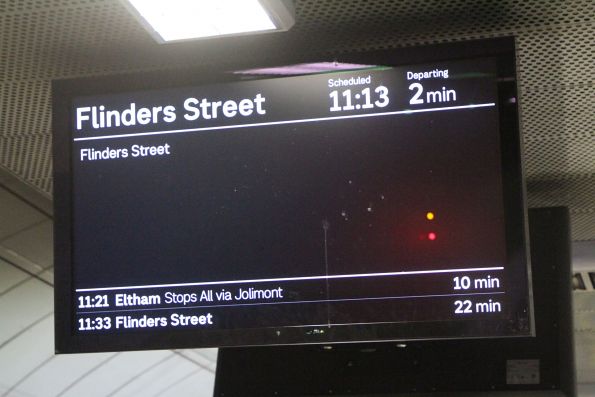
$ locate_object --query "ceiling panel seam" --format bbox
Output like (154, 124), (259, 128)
(0, 252), (53, 287)
(103, 353), (176, 397)
(173, 350), (215, 374)
(54, 352), (120, 397)
(146, 367), (203, 397)
(0, 355), (55, 397)
(0, 218), (47, 244)
(0, 274), (37, 297)
(0, 184), (51, 218)
(0, 311), (53, 351)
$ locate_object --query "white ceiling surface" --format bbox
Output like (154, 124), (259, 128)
(0, 188), (217, 396)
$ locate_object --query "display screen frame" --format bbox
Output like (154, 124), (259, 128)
(53, 37), (533, 353)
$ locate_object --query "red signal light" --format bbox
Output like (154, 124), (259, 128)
(428, 232), (437, 241)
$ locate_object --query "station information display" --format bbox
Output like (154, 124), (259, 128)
(53, 38), (532, 353)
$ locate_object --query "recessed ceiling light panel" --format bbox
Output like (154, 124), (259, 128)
(122, 0), (294, 43)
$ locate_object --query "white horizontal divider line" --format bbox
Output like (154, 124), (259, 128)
(76, 291), (506, 314)
(76, 266), (504, 292)
(73, 103), (496, 142)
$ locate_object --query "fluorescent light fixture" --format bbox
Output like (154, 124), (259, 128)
(123, 0), (295, 43)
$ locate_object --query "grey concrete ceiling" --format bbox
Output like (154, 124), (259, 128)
(0, 0), (594, 240)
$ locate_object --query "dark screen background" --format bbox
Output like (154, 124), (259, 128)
(53, 40), (534, 351)
(72, 76), (505, 289)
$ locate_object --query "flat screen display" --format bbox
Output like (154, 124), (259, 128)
(53, 38), (532, 353)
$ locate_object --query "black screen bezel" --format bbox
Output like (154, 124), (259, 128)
(53, 37), (532, 353)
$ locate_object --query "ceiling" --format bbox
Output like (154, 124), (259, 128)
(0, 0), (594, 240)
(0, 0), (593, 396)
